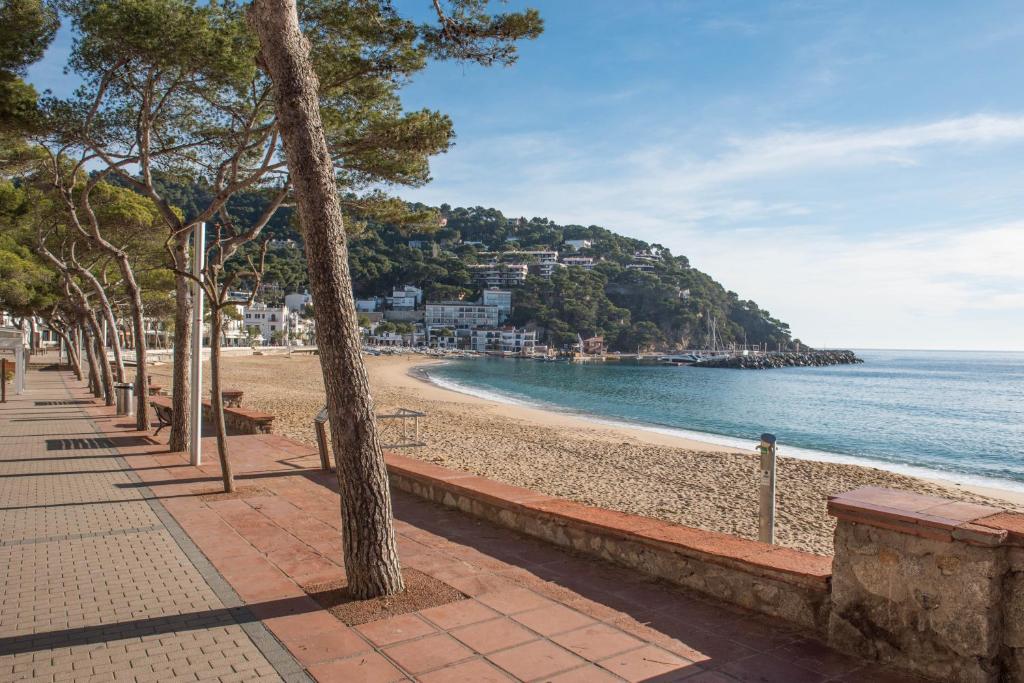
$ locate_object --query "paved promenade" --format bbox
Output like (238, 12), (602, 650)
(0, 365), (302, 682)
(0, 364), (923, 682)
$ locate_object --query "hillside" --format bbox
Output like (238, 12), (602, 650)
(134, 177), (797, 351)
(348, 205), (795, 351)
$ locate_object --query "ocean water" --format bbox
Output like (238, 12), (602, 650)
(425, 350), (1024, 491)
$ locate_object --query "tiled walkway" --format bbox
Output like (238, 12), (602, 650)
(1, 364), (924, 682)
(0, 364), (304, 682)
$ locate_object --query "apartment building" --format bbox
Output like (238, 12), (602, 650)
(561, 256), (595, 270)
(386, 285), (423, 310)
(243, 302), (289, 343)
(424, 302), (501, 330)
(470, 327), (537, 354)
(468, 263), (528, 288)
(478, 250), (560, 279)
(481, 289), (512, 322)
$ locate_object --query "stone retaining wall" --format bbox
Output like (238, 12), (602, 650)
(383, 456), (1024, 681)
(384, 454), (832, 631)
(828, 487), (1024, 683)
(205, 403), (274, 435)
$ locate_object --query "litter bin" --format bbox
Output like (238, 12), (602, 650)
(114, 382), (134, 416)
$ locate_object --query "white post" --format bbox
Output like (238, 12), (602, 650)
(189, 222), (205, 465)
(15, 343), (26, 394)
(758, 433), (777, 544)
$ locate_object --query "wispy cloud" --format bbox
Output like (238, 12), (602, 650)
(409, 113), (1024, 349)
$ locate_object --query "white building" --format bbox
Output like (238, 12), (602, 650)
(564, 239), (592, 250)
(243, 302), (289, 344)
(289, 312), (315, 344)
(481, 289), (512, 322)
(627, 262), (656, 272)
(468, 263), (528, 288)
(477, 251), (560, 279)
(633, 249), (662, 262)
(386, 285), (423, 310)
(202, 308), (249, 347)
(470, 327), (536, 354)
(356, 298), (381, 312)
(368, 331), (406, 346)
(425, 302), (500, 330)
(561, 256), (595, 270)
(284, 291), (312, 313)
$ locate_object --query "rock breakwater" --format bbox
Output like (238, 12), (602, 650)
(696, 350), (863, 369)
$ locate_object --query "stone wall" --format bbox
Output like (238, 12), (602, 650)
(385, 454), (832, 631)
(827, 487), (1024, 683)
(200, 403), (274, 435)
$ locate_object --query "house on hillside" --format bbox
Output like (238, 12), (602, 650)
(582, 336), (605, 355)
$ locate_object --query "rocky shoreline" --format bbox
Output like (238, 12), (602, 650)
(696, 349), (863, 369)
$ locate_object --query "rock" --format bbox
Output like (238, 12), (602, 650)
(695, 350), (863, 370)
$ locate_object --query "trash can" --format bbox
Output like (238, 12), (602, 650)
(114, 382), (134, 416)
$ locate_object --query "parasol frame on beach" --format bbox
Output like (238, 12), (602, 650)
(314, 405), (427, 471)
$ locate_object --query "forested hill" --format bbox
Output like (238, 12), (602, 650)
(349, 205), (795, 351)
(139, 178), (797, 351)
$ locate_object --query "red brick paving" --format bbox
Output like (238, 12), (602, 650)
(45, 366), (931, 683)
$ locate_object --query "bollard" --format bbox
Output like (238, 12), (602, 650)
(757, 433), (777, 544)
(1, 358), (6, 403)
(314, 407), (332, 471)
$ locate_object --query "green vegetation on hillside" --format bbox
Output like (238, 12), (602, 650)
(129, 178), (794, 351)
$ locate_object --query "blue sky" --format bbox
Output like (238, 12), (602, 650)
(30, 2), (1024, 350)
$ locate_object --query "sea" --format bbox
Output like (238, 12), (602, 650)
(424, 350), (1024, 492)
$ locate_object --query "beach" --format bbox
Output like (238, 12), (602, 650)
(147, 352), (1023, 555)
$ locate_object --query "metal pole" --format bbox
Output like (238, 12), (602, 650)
(189, 222), (206, 465)
(758, 433), (777, 544)
(1, 358), (6, 403)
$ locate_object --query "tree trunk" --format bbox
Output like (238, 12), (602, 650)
(250, 0), (404, 599)
(56, 328), (81, 377)
(77, 266), (126, 382)
(82, 326), (102, 398)
(88, 313), (115, 406)
(116, 255), (151, 430)
(209, 306), (234, 492)
(28, 317), (37, 353)
(71, 326), (84, 381)
(169, 234), (193, 452)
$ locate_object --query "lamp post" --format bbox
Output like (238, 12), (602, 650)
(189, 222), (205, 465)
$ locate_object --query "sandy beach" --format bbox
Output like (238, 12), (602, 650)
(147, 352), (1023, 555)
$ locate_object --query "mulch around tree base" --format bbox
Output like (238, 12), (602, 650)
(197, 485), (272, 501)
(305, 568), (467, 626)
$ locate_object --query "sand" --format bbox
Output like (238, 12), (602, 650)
(145, 352), (1024, 556)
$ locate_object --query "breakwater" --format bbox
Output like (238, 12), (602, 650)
(695, 350), (863, 369)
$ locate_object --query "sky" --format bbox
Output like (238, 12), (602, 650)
(29, 1), (1024, 350)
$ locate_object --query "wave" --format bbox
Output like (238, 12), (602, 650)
(421, 366), (1024, 496)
